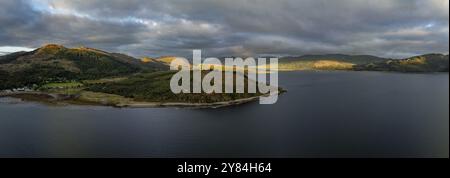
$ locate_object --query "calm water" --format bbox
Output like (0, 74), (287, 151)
(0, 71), (448, 158)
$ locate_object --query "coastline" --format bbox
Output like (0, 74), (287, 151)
(116, 94), (268, 108)
(0, 91), (280, 109)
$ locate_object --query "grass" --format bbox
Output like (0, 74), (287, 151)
(82, 77), (128, 84)
(76, 91), (134, 105)
(45, 88), (84, 95)
(40, 82), (84, 89)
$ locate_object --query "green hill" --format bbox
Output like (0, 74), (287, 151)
(354, 54), (449, 72)
(86, 70), (275, 103)
(277, 53), (449, 72)
(0, 44), (165, 90)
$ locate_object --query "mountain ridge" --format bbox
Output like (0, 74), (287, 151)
(354, 53), (449, 72)
(1, 44), (448, 91)
(277, 53), (448, 71)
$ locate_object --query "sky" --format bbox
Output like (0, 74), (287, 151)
(0, 0), (448, 58)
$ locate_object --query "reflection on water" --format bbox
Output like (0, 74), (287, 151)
(0, 71), (448, 157)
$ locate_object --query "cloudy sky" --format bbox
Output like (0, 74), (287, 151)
(0, 0), (448, 58)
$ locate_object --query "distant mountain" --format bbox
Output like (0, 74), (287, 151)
(354, 54), (449, 72)
(277, 53), (449, 72)
(281, 54), (389, 64)
(277, 54), (390, 71)
(0, 44), (166, 89)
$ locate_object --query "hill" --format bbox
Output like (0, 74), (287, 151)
(0, 44), (165, 90)
(86, 70), (275, 104)
(277, 54), (389, 71)
(354, 54), (449, 72)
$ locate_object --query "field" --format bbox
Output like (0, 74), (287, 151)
(82, 77), (128, 84)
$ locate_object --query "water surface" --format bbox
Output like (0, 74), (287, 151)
(0, 71), (448, 157)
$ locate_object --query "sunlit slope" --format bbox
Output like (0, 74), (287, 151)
(354, 54), (449, 72)
(277, 54), (388, 71)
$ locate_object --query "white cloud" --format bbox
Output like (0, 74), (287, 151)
(0, 46), (35, 54)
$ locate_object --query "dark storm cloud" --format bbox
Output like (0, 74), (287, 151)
(0, 0), (147, 54)
(0, 0), (448, 58)
(0, 0), (41, 46)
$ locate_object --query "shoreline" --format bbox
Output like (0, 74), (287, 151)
(0, 91), (279, 109)
(116, 94), (266, 109)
